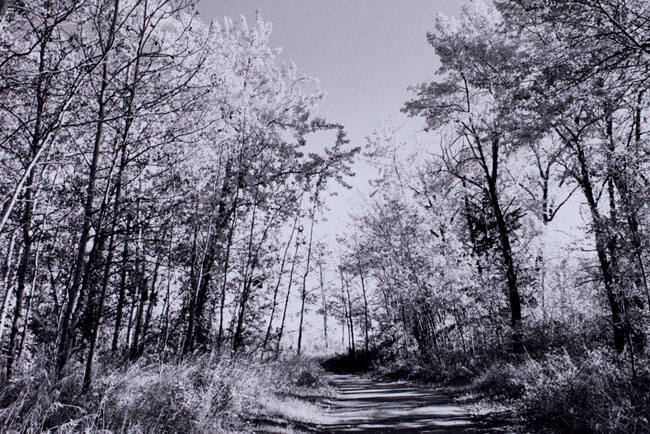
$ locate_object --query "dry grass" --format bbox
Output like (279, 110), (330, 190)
(0, 353), (331, 433)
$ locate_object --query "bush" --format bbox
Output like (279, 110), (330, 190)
(474, 362), (523, 398)
(506, 348), (650, 433)
(522, 318), (608, 359)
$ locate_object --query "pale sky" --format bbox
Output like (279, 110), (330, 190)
(197, 0), (467, 230)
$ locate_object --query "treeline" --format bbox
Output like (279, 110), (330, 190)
(0, 0), (357, 390)
(336, 1), (650, 431)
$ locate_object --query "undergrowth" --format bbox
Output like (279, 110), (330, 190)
(475, 348), (650, 433)
(0, 353), (330, 433)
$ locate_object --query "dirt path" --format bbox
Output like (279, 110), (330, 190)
(315, 374), (496, 433)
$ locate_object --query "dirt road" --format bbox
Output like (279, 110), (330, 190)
(315, 374), (497, 433)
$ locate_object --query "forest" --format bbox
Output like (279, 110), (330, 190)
(0, 0), (649, 433)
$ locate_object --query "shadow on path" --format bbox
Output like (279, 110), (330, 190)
(316, 374), (495, 433)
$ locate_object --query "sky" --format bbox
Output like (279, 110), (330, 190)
(197, 0), (468, 231)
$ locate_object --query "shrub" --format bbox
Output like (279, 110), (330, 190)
(512, 349), (650, 433)
(474, 362), (523, 398)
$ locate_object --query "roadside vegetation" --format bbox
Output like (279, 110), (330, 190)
(0, 354), (329, 433)
(332, 340), (650, 432)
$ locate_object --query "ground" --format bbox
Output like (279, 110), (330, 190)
(256, 373), (514, 433)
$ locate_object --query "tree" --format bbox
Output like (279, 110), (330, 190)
(404, 2), (526, 352)
(496, 0), (650, 353)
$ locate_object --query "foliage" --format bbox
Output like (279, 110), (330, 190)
(1, 0), (650, 431)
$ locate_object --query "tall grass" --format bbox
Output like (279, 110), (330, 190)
(0, 353), (330, 433)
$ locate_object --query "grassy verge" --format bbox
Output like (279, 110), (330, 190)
(0, 354), (331, 433)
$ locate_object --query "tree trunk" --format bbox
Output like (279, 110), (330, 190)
(0, 232), (18, 342)
(605, 111), (646, 348)
(16, 241), (40, 367)
(111, 218), (130, 353)
(233, 196), (278, 352)
(84, 141), (127, 389)
(232, 188), (260, 352)
(139, 262), (160, 356)
(159, 226), (175, 354)
(56, 2), (119, 375)
(262, 210), (299, 350)
(217, 207), (237, 350)
(488, 178), (523, 352)
(5, 19), (53, 377)
(188, 163), (239, 353)
(7, 146), (38, 381)
(319, 262), (328, 349)
(341, 280), (347, 348)
(276, 236), (300, 357)
(572, 136), (626, 352)
(356, 250), (370, 352)
(130, 224), (147, 359)
(297, 198), (317, 356)
(341, 267), (355, 354)
(481, 137), (523, 353)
